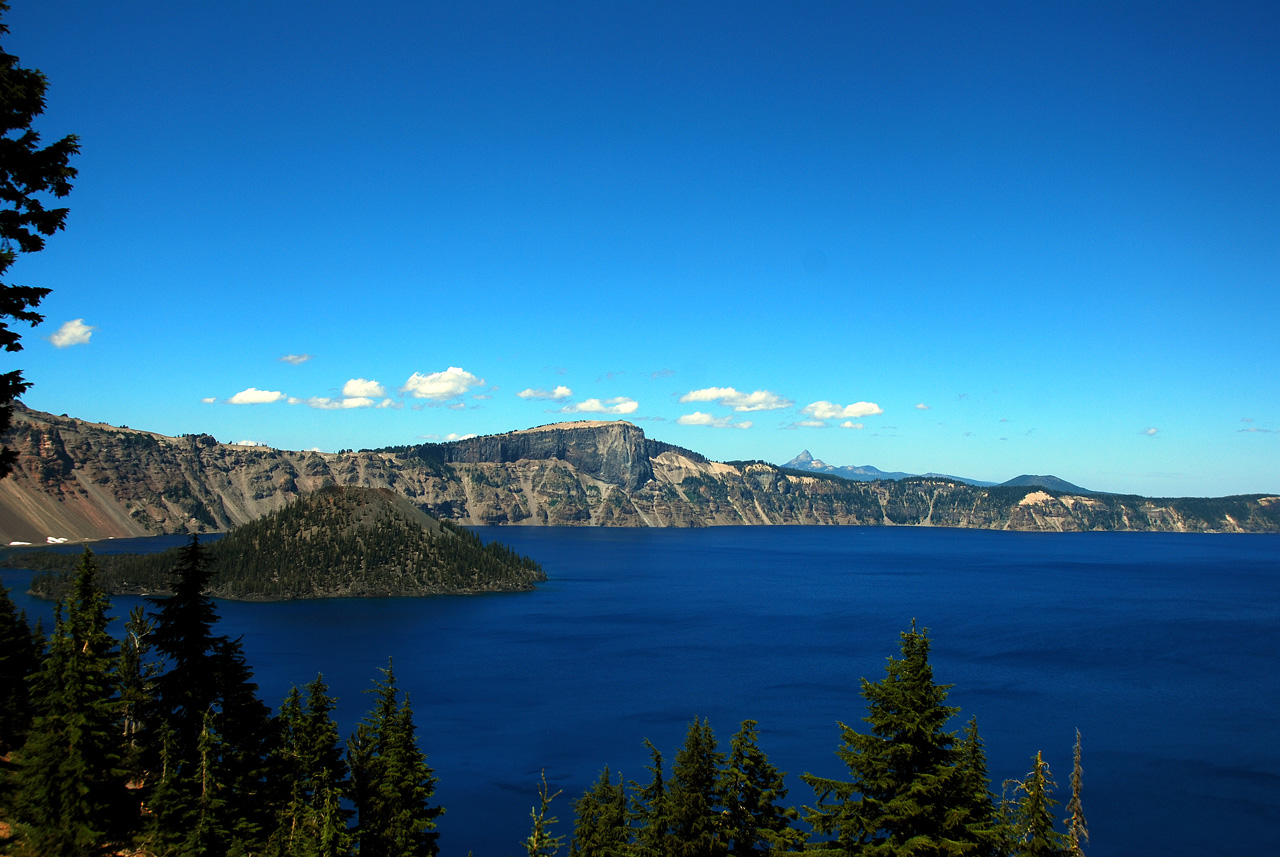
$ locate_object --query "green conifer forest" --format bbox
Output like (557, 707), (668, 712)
(0, 547), (1090, 856)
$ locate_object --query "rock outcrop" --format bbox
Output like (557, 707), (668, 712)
(1, 405), (1276, 543)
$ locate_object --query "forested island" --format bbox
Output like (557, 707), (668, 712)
(0, 542), (1090, 856)
(3, 485), (545, 601)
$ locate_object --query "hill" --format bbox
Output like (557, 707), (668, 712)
(999, 474), (1095, 494)
(9, 485), (545, 600)
(1, 405), (1277, 537)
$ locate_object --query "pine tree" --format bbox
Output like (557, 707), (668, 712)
(0, 0), (80, 478)
(950, 718), (1002, 856)
(667, 717), (727, 857)
(630, 740), (670, 857)
(148, 534), (222, 758)
(348, 660), (442, 857)
(524, 769), (566, 857)
(12, 549), (126, 856)
(1010, 752), (1065, 857)
(117, 605), (156, 786)
(146, 534), (274, 852)
(570, 766), (630, 857)
(0, 580), (40, 752)
(802, 622), (982, 857)
(268, 675), (352, 857)
(718, 720), (805, 857)
(1063, 733), (1087, 856)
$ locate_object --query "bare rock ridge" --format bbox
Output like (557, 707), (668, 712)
(1, 404), (1277, 543)
(435, 420), (656, 491)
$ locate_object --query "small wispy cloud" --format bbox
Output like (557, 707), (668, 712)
(676, 412), (753, 429)
(1238, 427), (1277, 434)
(1142, 427), (1159, 437)
(650, 368), (675, 380)
(1241, 417), (1254, 423)
(291, 396), (376, 410)
(559, 397), (638, 415)
(402, 367), (485, 400)
(200, 397), (216, 404)
(518, 385), (573, 401)
(49, 318), (95, 348)
(801, 400), (884, 420)
(229, 388), (285, 405)
(680, 387), (793, 412)
(279, 354), (312, 365)
(914, 403), (930, 410)
(840, 421), (864, 430)
(231, 439), (266, 447)
(782, 420), (828, 430)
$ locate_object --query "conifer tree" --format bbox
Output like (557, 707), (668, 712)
(667, 717), (728, 857)
(802, 622), (983, 856)
(1063, 732), (1087, 856)
(950, 717), (1002, 856)
(524, 769), (566, 857)
(118, 605), (156, 785)
(268, 675), (352, 857)
(0, 0), (80, 478)
(146, 534), (274, 851)
(13, 549), (126, 856)
(570, 766), (630, 857)
(718, 720), (805, 857)
(0, 580), (40, 753)
(630, 740), (670, 857)
(1010, 752), (1065, 857)
(348, 660), (442, 857)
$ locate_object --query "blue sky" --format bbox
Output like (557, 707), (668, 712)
(5, 1), (1277, 496)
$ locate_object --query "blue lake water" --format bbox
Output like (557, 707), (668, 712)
(3, 526), (1278, 856)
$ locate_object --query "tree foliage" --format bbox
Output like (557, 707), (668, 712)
(0, 0), (79, 478)
(348, 660), (442, 857)
(719, 720), (805, 857)
(12, 550), (124, 856)
(803, 622), (999, 856)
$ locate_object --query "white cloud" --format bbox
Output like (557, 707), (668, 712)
(401, 367), (485, 400)
(840, 421), (864, 429)
(296, 396), (377, 410)
(446, 432), (477, 441)
(376, 398), (400, 409)
(801, 400), (884, 420)
(915, 403), (930, 410)
(560, 397), (639, 415)
(279, 353), (312, 365)
(343, 378), (386, 398)
(679, 386), (793, 412)
(677, 411), (752, 429)
(49, 318), (95, 348)
(1143, 427), (1159, 437)
(229, 388), (285, 405)
(518, 385), (573, 400)
(231, 439), (266, 447)
(200, 397), (216, 404)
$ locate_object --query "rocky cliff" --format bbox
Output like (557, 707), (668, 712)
(1, 405), (1277, 543)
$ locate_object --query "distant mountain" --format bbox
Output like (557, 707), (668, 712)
(782, 450), (913, 481)
(12, 485), (545, 600)
(782, 450), (998, 487)
(999, 474), (1095, 494)
(2, 405), (1276, 537)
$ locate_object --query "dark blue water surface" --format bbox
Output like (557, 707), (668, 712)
(4, 527), (1278, 856)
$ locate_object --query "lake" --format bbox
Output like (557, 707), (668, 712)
(3, 526), (1278, 856)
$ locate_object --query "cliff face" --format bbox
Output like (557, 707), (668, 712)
(1, 406), (1277, 543)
